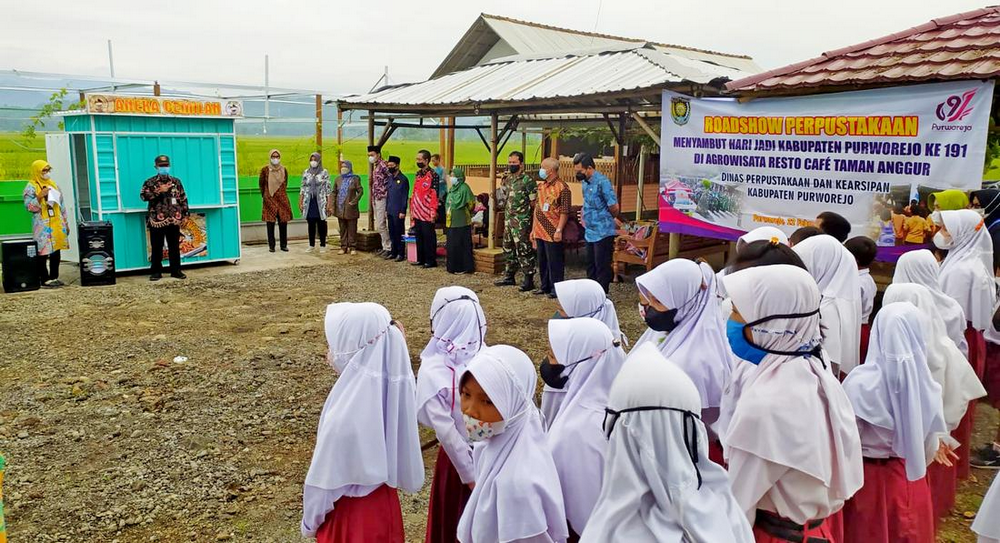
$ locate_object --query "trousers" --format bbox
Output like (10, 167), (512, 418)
(586, 235), (615, 293)
(307, 219), (328, 247)
(265, 221), (288, 250)
(149, 224), (181, 275)
(373, 198), (391, 251)
(338, 218), (358, 249)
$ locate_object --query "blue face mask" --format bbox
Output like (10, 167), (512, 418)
(157, 166), (170, 176)
(726, 318), (768, 365)
(538, 168), (548, 180)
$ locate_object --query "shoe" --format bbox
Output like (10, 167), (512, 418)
(547, 292), (558, 299)
(350, 249), (357, 255)
(171, 272), (187, 280)
(305, 246), (315, 253)
(269, 247), (276, 253)
(533, 288), (549, 296)
(519, 275), (536, 292)
(45, 279), (65, 288)
(423, 263), (437, 269)
(319, 246), (328, 253)
(971, 444), (1000, 469)
(280, 246), (289, 252)
(394, 256), (406, 262)
(384, 253), (395, 260)
(340, 248), (348, 255)
(412, 261), (425, 267)
(40, 280), (57, 289)
(494, 276), (516, 287)
(150, 273), (162, 282)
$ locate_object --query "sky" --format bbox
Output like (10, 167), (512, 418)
(1, 0), (989, 96)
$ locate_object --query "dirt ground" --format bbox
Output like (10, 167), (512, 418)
(0, 241), (995, 542)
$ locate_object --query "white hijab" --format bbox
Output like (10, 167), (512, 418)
(416, 286), (487, 412)
(939, 209), (997, 331)
(554, 278), (628, 346)
(634, 259), (734, 409)
(893, 249), (969, 356)
(305, 303), (424, 495)
(842, 302), (947, 481)
(458, 345), (569, 543)
(737, 226), (789, 251)
(973, 474), (1000, 542)
(546, 318), (626, 534)
(581, 343), (754, 543)
(722, 265), (864, 504)
(793, 234), (862, 375)
(883, 284), (986, 430)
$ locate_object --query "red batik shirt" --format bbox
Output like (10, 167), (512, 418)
(410, 167), (439, 222)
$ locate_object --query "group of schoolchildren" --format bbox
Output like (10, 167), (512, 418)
(300, 202), (1000, 542)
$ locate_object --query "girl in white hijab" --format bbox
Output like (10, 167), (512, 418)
(893, 249), (969, 357)
(793, 234), (863, 376)
(581, 342), (754, 543)
(458, 345), (569, 543)
(545, 318), (626, 537)
(883, 283), (986, 519)
(417, 287), (487, 543)
(840, 302), (948, 543)
(721, 265), (863, 541)
(541, 279), (627, 424)
(974, 475), (1000, 543)
(302, 303), (424, 542)
(633, 259), (733, 443)
(717, 227), (791, 321)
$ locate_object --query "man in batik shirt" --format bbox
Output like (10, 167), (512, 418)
(367, 145), (392, 256)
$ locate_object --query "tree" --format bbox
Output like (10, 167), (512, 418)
(21, 89), (85, 141)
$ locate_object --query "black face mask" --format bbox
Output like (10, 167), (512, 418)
(508, 164), (520, 173)
(416, 161), (426, 169)
(388, 166), (398, 173)
(540, 356), (572, 389)
(641, 305), (679, 332)
(575, 171), (587, 182)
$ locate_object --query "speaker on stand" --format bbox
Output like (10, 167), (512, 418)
(78, 221), (116, 286)
(1, 239), (41, 293)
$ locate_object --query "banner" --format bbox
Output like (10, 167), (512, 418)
(86, 94), (243, 118)
(147, 213), (208, 263)
(659, 80), (994, 245)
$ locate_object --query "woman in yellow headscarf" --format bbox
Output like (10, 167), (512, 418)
(23, 159), (70, 288)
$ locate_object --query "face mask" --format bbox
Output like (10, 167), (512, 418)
(340, 167), (350, 175)
(416, 161), (426, 169)
(726, 319), (768, 365)
(540, 356), (576, 389)
(640, 304), (680, 333)
(41, 172), (51, 180)
(575, 171), (587, 182)
(933, 231), (954, 250)
(309, 161), (319, 169)
(464, 413), (505, 442)
(368, 156), (376, 164)
(508, 164), (519, 173)
(270, 158), (280, 165)
(538, 168), (548, 180)
(158, 166), (170, 176)
(388, 166), (398, 173)
(971, 207), (986, 219)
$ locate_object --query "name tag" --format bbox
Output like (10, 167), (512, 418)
(542, 203), (550, 212)
(48, 208), (55, 217)
(171, 198), (177, 205)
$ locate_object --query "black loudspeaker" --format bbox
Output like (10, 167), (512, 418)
(1, 239), (41, 293)
(78, 221), (116, 286)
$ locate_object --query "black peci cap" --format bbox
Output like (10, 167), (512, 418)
(387, 156), (401, 164)
(155, 155), (170, 166)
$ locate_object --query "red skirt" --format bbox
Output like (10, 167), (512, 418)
(753, 512), (836, 543)
(985, 340), (1000, 410)
(425, 447), (473, 543)
(841, 458), (934, 543)
(860, 323), (872, 365)
(708, 439), (726, 467)
(926, 461), (956, 522)
(316, 484), (404, 543)
(957, 326), (987, 480)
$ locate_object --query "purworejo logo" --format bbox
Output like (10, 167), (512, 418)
(932, 89), (977, 132)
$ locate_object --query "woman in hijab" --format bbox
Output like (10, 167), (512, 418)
(546, 318), (626, 538)
(417, 287), (487, 543)
(582, 343), (754, 543)
(718, 230), (796, 321)
(883, 283), (986, 519)
(632, 258), (733, 464)
(259, 149), (292, 252)
(332, 160), (363, 255)
(971, 188), (1000, 272)
(301, 303), (424, 542)
(458, 345), (569, 543)
(970, 188), (1000, 472)
(893, 249), (969, 357)
(840, 302), (950, 543)
(300, 152), (332, 252)
(541, 278), (628, 424)
(445, 168), (476, 274)
(930, 189), (970, 212)
(23, 159), (69, 288)
(793, 234), (863, 377)
(721, 265), (864, 541)
(974, 474), (1000, 543)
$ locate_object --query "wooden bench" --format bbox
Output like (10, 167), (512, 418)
(613, 223), (730, 279)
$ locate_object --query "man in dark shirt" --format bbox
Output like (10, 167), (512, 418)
(139, 155), (189, 281)
(385, 156), (410, 262)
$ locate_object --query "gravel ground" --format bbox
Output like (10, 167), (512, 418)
(0, 244), (993, 542)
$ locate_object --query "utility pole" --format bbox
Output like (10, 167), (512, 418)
(263, 54), (269, 135)
(107, 40), (116, 92)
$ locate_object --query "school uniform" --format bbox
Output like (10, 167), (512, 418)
(720, 266), (864, 543)
(542, 279), (628, 425)
(841, 303), (947, 543)
(633, 259), (733, 465)
(458, 346), (569, 543)
(546, 318), (626, 537)
(301, 303), (424, 542)
(581, 343), (754, 543)
(859, 268), (876, 362)
(416, 288), (486, 543)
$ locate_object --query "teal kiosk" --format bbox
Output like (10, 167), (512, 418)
(53, 93), (244, 272)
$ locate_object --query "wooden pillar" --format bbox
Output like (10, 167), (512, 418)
(668, 233), (680, 260)
(488, 113), (499, 250)
(448, 116), (456, 170)
(367, 111), (376, 231)
(315, 94), (323, 152)
(153, 82), (161, 97)
(636, 144), (646, 221)
(439, 117), (447, 166)
(336, 107), (343, 161)
(615, 112), (627, 205)
(521, 130), (527, 159)
(550, 130), (560, 159)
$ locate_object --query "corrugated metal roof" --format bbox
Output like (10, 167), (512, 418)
(727, 6), (1000, 93)
(341, 44), (757, 110)
(432, 13), (760, 79)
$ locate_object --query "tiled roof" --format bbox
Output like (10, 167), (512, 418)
(727, 6), (1000, 93)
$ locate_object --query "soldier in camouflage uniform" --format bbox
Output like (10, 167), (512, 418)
(494, 151), (538, 291)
